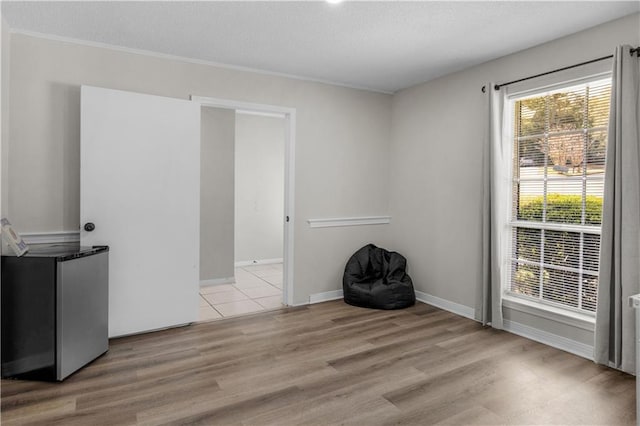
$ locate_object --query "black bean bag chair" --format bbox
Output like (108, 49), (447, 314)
(343, 244), (415, 310)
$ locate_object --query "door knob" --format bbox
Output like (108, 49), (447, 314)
(84, 222), (96, 232)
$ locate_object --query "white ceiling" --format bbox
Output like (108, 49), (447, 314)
(2, 1), (639, 93)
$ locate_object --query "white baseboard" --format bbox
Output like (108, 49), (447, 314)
(21, 231), (80, 244)
(503, 319), (594, 361)
(289, 300), (312, 307)
(413, 291), (593, 360)
(200, 277), (235, 287)
(414, 291), (476, 320)
(304, 290), (594, 360)
(235, 258), (283, 267)
(307, 289), (477, 316)
(307, 288), (594, 361)
(309, 289), (344, 304)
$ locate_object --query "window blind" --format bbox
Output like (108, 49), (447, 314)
(509, 78), (611, 313)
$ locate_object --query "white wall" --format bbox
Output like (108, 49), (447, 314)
(388, 13), (640, 346)
(235, 113), (284, 264)
(201, 107), (236, 281)
(4, 33), (392, 304)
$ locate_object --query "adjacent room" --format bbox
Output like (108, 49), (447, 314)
(199, 109), (287, 320)
(0, 1), (639, 425)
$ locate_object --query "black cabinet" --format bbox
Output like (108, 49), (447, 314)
(1, 244), (109, 381)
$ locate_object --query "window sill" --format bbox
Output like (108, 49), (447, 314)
(502, 295), (595, 332)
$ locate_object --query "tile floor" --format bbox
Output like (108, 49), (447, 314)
(199, 263), (284, 321)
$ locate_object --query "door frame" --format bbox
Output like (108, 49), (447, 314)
(191, 96), (296, 306)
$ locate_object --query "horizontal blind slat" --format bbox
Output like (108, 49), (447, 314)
(510, 76), (610, 314)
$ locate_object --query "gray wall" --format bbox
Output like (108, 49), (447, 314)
(4, 33), (392, 304)
(1, 17), (9, 226)
(388, 13), (640, 346)
(200, 107), (235, 281)
(5, 13), (636, 329)
(235, 113), (284, 264)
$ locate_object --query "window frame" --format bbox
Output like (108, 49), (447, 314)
(503, 71), (612, 318)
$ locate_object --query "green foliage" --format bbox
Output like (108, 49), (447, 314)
(512, 264), (540, 297)
(518, 194), (603, 225)
(518, 92), (586, 137)
(511, 84), (609, 313)
(518, 89), (610, 136)
(513, 194), (602, 312)
(515, 87), (611, 170)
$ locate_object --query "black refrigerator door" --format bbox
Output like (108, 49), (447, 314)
(1, 257), (56, 377)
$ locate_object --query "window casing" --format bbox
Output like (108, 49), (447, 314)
(506, 76), (611, 315)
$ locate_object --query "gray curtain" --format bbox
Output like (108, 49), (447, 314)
(594, 45), (640, 375)
(477, 84), (507, 329)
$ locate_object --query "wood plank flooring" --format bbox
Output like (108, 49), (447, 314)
(1, 301), (635, 425)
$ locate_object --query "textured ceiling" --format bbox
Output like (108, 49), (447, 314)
(2, 1), (639, 93)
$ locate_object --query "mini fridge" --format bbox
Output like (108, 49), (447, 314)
(1, 244), (109, 381)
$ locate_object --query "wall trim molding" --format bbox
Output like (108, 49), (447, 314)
(200, 277), (236, 287)
(21, 231), (80, 244)
(503, 319), (594, 361)
(9, 29), (392, 95)
(309, 289), (344, 304)
(235, 258), (283, 267)
(307, 216), (391, 228)
(414, 291), (476, 320)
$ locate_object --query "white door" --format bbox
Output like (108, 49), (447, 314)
(81, 86), (200, 338)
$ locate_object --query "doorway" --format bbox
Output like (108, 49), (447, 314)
(192, 97), (295, 321)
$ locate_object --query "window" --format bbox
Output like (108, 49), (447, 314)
(508, 77), (611, 314)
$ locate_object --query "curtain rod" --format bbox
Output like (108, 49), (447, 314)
(492, 46), (640, 91)
(493, 55), (611, 91)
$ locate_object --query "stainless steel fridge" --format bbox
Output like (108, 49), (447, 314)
(1, 244), (109, 381)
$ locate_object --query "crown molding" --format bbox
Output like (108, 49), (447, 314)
(8, 29), (393, 95)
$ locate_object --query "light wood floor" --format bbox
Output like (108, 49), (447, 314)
(1, 301), (635, 425)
